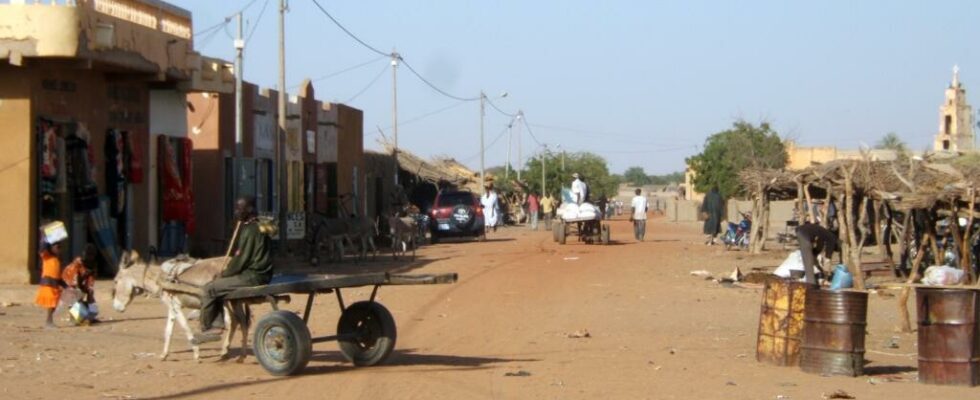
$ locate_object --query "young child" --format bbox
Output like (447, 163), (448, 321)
(35, 240), (64, 329)
(62, 244), (99, 324)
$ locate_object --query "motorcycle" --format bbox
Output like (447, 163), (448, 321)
(724, 212), (752, 251)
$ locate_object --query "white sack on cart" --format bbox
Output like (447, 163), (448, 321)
(561, 203), (580, 220)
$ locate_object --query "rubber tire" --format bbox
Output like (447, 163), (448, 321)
(337, 301), (397, 367)
(558, 223), (567, 245)
(601, 224), (610, 244)
(253, 311), (312, 376)
(552, 222), (561, 242)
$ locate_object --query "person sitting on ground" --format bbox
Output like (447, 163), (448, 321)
(195, 197), (273, 343)
(796, 222), (840, 285)
(62, 244), (99, 323)
(35, 238), (65, 329)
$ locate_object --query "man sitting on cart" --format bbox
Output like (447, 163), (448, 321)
(195, 197), (273, 343)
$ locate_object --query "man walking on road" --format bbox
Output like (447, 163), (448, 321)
(195, 197), (273, 344)
(540, 192), (556, 230)
(527, 192), (540, 230)
(630, 188), (648, 241)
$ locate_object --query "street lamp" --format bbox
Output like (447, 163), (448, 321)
(480, 91), (508, 194)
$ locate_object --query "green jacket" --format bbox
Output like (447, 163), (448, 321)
(221, 221), (273, 285)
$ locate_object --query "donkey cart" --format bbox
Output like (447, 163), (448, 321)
(552, 216), (610, 245)
(224, 272), (457, 376)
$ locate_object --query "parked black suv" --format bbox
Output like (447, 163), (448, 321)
(429, 190), (485, 242)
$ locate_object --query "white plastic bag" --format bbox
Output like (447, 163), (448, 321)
(68, 302), (90, 324)
(922, 265), (965, 286)
(773, 250), (805, 278)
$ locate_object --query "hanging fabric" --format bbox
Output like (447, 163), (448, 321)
(126, 131), (144, 184)
(104, 129), (126, 218)
(66, 128), (98, 212)
(180, 138), (195, 234)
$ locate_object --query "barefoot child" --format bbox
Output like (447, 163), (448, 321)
(35, 239), (65, 328)
(62, 244), (99, 324)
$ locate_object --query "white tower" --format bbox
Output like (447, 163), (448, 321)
(934, 65), (975, 152)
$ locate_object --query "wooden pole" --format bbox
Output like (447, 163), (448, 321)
(803, 182), (816, 223)
(898, 231), (933, 333)
(220, 221), (243, 272)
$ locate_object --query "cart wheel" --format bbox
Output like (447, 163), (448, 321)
(601, 224), (611, 244)
(552, 222), (561, 242)
(337, 301), (397, 367)
(558, 223), (567, 245)
(253, 311), (312, 376)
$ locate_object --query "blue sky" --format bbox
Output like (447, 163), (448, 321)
(169, 0), (980, 174)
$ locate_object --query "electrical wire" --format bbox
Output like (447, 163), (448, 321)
(309, 0), (391, 57)
(388, 100), (469, 129)
(295, 55), (388, 88)
(485, 96), (516, 117)
(306, 0), (482, 103)
(400, 59), (480, 102)
(519, 114), (544, 147)
(193, 0), (260, 38)
(344, 63), (390, 104)
(460, 125), (511, 163)
(245, 0), (272, 45)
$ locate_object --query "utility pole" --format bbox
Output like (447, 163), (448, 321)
(391, 51), (399, 186)
(541, 145), (547, 197)
(276, 0), (287, 249)
(479, 91), (486, 195)
(233, 12), (244, 198)
(505, 121), (512, 180)
(516, 111), (523, 182)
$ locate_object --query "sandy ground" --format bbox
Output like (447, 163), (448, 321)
(0, 215), (977, 399)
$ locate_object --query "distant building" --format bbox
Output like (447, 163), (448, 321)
(934, 65), (975, 153)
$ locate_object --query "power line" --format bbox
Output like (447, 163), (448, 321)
(519, 114), (544, 146)
(309, 0), (390, 57)
(294, 55), (387, 88)
(400, 59), (480, 102)
(193, 0), (260, 38)
(462, 125), (510, 163)
(388, 100), (469, 129)
(344, 63), (390, 103)
(306, 0), (480, 102)
(245, 0), (272, 45)
(485, 96), (517, 117)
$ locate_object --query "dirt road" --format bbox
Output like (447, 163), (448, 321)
(0, 216), (975, 399)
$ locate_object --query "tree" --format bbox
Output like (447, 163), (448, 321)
(623, 166), (651, 186)
(875, 132), (908, 154)
(522, 151), (619, 201)
(686, 120), (787, 199)
(649, 171), (684, 186)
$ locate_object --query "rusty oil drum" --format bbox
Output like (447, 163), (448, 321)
(756, 279), (808, 366)
(916, 287), (980, 386)
(799, 288), (868, 377)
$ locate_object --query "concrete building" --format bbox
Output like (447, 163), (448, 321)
(934, 65), (975, 153)
(0, 0), (231, 283)
(186, 80), (365, 256)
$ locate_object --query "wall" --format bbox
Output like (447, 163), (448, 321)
(186, 92), (227, 255)
(0, 65), (33, 283)
(146, 89), (188, 249)
(336, 103), (365, 216)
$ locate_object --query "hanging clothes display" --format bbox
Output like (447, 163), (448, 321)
(104, 129), (127, 217)
(66, 130), (98, 212)
(158, 136), (195, 235)
(180, 138), (195, 235)
(126, 131), (144, 184)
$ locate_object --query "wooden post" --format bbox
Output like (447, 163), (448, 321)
(803, 182), (816, 224)
(822, 188), (833, 230)
(898, 231), (933, 333)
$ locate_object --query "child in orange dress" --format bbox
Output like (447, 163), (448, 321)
(35, 240), (64, 329)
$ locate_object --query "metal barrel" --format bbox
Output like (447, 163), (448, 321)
(756, 279), (809, 366)
(916, 288), (980, 386)
(800, 288), (869, 377)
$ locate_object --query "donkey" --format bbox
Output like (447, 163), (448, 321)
(388, 214), (418, 261)
(345, 215), (379, 262)
(112, 251), (253, 362)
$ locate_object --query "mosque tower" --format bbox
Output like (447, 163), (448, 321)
(934, 65), (976, 152)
